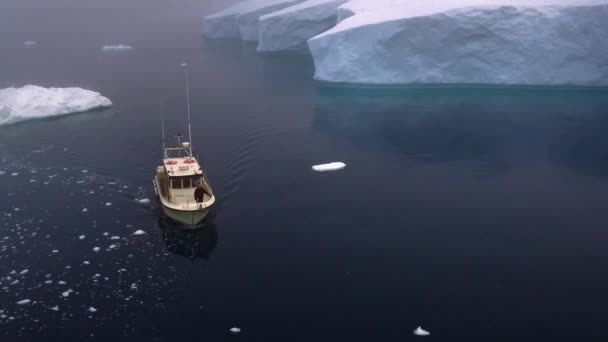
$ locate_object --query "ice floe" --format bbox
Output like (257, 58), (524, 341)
(0, 85), (112, 126)
(24, 40), (38, 47)
(17, 299), (31, 305)
(414, 326), (430, 336)
(133, 230), (145, 236)
(137, 198), (151, 205)
(101, 44), (133, 53)
(312, 162), (346, 172)
(230, 327), (241, 334)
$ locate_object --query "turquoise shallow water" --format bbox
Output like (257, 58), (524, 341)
(2, 1), (608, 341)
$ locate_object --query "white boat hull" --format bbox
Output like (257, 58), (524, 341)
(160, 204), (210, 228)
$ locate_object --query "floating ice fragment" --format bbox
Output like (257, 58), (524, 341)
(230, 327), (241, 334)
(52, 249), (59, 253)
(11, 173), (19, 176)
(103, 232), (109, 236)
(10, 279), (19, 285)
(82, 208), (88, 213)
(50, 306), (59, 311)
(105, 203), (112, 206)
(414, 326), (430, 336)
(108, 244), (116, 249)
(110, 236), (120, 240)
(312, 162), (346, 172)
(88, 307), (97, 313)
(44, 280), (53, 284)
(82, 261), (90, 265)
(58, 281), (67, 285)
(93, 247), (100, 252)
(79, 235), (85, 240)
(19, 269), (29, 275)
(101, 44), (133, 52)
(0, 171), (5, 175)
(24, 41), (37, 47)
(61, 289), (72, 297)
(137, 198), (151, 204)
(133, 230), (145, 235)
(17, 299), (31, 305)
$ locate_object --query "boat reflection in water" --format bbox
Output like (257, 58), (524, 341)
(158, 214), (218, 260)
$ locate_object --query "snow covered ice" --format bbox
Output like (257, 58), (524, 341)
(414, 326), (430, 336)
(137, 198), (151, 204)
(230, 327), (241, 334)
(133, 230), (146, 235)
(203, 0), (306, 41)
(205, 0), (608, 86)
(308, 0), (608, 85)
(24, 40), (38, 47)
(258, 0), (348, 52)
(101, 44), (133, 52)
(312, 162), (346, 172)
(0, 85), (112, 126)
(17, 299), (31, 305)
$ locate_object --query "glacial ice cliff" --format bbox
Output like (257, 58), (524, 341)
(309, 0), (608, 85)
(0, 86), (112, 126)
(203, 0), (307, 41)
(258, 0), (348, 52)
(204, 0), (608, 86)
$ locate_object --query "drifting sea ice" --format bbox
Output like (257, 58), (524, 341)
(101, 44), (133, 52)
(414, 326), (430, 336)
(0, 85), (112, 126)
(312, 162), (346, 172)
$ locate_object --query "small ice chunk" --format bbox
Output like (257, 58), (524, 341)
(58, 281), (67, 285)
(230, 327), (241, 334)
(52, 249), (59, 253)
(133, 230), (145, 235)
(11, 173), (19, 176)
(137, 198), (151, 204)
(82, 208), (88, 213)
(24, 41), (37, 47)
(101, 44), (133, 52)
(50, 306), (59, 311)
(105, 202), (112, 206)
(108, 244), (116, 249)
(82, 261), (90, 265)
(414, 326), (430, 336)
(44, 280), (53, 284)
(103, 232), (109, 236)
(88, 306), (97, 313)
(312, 162), (346, 172)
(17, 299), (31, 305)
(11, 279), (19, 285)
(79, 235), (85, 240)
(0, 171), (5, 175)
(93, 247), (101, 252)
(62, 289), (72, 297)
(110, 236), (120, 240)
(19, 269), (29, 275)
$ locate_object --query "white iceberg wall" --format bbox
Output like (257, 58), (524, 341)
(203, 2), (251, 39)
(0, 85), (112, 126)
(309, 1), (608, 85)
(237, 0), (306, 41)
(258, 0), (348, 52)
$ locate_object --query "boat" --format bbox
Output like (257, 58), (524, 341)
(152, 63), (216, 228)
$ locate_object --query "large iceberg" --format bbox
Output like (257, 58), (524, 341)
(0, 85), (112, 126)
(237, 0), (306, 41)
(203, 2), (252, 39)
(203, 0), (307, 41)
(258, 0), (348, 53)
(309, 0), (608, 85)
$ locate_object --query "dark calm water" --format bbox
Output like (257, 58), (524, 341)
(2, 1), (608, 341)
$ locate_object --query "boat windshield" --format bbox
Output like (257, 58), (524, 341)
(171, 176), (204, 189)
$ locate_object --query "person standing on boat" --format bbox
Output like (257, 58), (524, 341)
(194, 184), (206, 203)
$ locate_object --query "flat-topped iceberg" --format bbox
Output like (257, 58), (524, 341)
(203, 0), (306, 41)
(0, 85), (112, 126)
(258, 0), (348, 52)
(309, 0), (608, 85)
(237, 0), (306, 41)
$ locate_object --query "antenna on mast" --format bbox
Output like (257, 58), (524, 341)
(161, 103), (166, 149)
(181, 62), (193, 155)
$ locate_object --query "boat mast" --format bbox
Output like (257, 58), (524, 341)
(181, 62), (193, 156)
(161, 103), (167, 159)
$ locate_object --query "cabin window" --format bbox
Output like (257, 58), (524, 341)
(171, 179), (182, 189)
(182, 178), (192, 189)
(192, 177), (202, 187)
